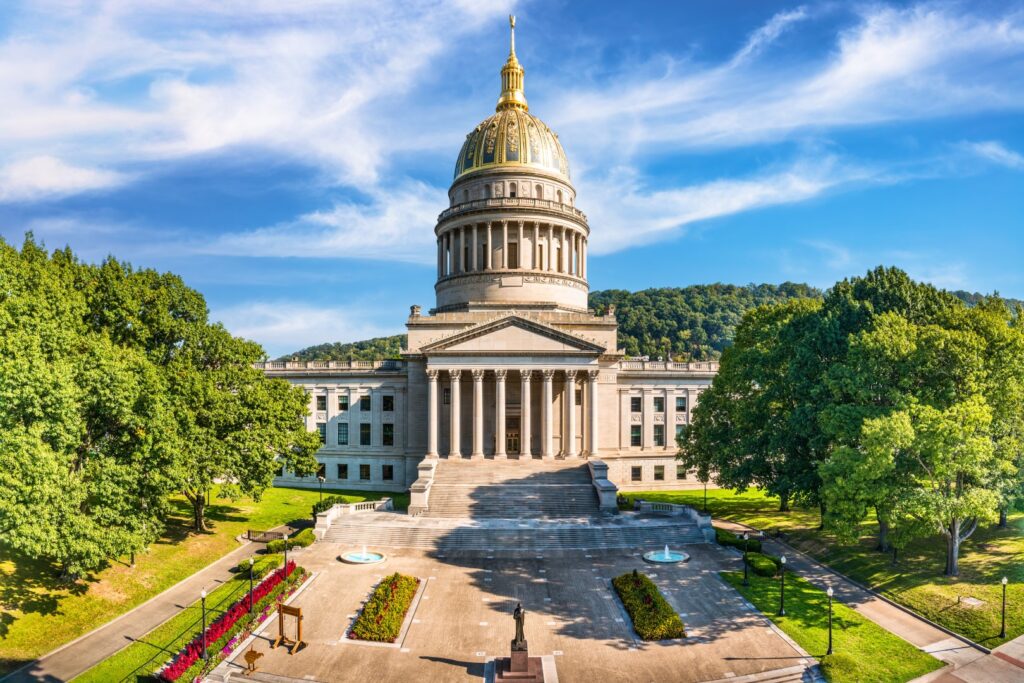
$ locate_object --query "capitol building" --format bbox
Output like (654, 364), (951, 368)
(264, 18), (718, 501)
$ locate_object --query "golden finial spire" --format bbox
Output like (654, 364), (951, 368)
(496, 14), (528, 111)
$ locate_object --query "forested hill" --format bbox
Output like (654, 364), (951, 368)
(279, 285), (1021, 362)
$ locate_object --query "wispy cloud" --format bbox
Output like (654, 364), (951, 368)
(960, 140), (1024, 170)
(0, 156), (127, 202)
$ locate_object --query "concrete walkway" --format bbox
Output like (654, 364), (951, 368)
(2, 525), (294, 683)
(713, 520), (987, 675)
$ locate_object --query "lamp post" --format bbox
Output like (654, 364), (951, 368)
(742, 532), (750, 587)
(826, 585), (834, 655)
(1001, 576), (1008, 639)
(249, 557), (255, 614)
(318, 475), (325, 503)
(200, 589), (208, 660)
(778, 555), (787, 616)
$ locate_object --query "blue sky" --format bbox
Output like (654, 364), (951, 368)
(1, 0), (1023, 357)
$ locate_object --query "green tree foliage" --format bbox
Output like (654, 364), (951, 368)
(280, 335), (406, 361)
(0, 235), (318, 577)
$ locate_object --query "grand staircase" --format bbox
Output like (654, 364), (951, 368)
(423, 458), (601, 519)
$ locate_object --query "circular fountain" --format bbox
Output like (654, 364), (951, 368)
(643, 544), (690, 565)
(339, 545), (386, 565)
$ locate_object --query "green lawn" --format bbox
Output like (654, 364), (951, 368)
(723, 571), (943, 683)
(0, 485), (404, 677)
(625, 489), (1024, 647)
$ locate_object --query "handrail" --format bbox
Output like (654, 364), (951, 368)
(437, 197), (588, 222)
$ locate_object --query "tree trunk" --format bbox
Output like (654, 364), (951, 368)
(945, 520), (960, 577)
(778, 492), (790, 513)
(891, 545), (898, 566)
(998, 508), (1008, 529)
(186, 490), (208, 532)
(876, 515), (890, 552)
(818, 501), (826, 531)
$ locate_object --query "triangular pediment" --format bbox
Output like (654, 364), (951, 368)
(421, 316), (605, 355)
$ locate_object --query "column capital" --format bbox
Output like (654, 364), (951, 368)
(565, 368), (578, 380)
(471, 369), (486, 380)
(495, 368), (508, 379)
(426, 369), (439, 380)
(541, 369), (556, 380)
(519, 369), (533, 380)
(587, 369), (599, 381)
(449, 369), (462, 380)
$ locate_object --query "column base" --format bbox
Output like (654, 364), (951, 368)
(470, 453), (484, 460)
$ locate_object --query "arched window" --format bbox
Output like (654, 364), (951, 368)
(462, 189), (469, 203)
(484, 184), (491, 199)
(535, 184), (543, 199)
(509, 182), (517, 198)
(556, 189), (563, 204)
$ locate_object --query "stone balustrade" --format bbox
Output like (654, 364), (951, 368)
(587, 459), (619, 513)
(408, 459), (437, 517)
(618, 360), (720, 373)
(313, 497), (394, 539)
(635, 499), (714, 541)
(255, 359), (405, 371)
(437, 197), (588, 222)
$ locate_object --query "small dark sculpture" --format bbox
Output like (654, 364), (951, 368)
(243, 647), (264, 675)
(512, 602), (527, 650)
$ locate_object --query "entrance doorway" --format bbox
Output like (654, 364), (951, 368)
(506, 417), (520, 454)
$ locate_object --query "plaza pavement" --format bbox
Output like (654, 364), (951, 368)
(215, 540), (817, 683)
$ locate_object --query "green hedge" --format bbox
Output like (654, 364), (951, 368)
(744, 552), (781, 577)
(312, 495), (349, 516)
(266, 528), (315, 554)
(349, 573), (420, 643)
(233, 554), (283, 580)
(612, 570), (686, 640)
(716, 527), (762, 553)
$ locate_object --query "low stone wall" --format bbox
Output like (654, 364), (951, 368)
(408, 458), (437, 517)
(587, 459), (619, 513)
(636, 500), (714, 542)
(314, 497), (394, 539)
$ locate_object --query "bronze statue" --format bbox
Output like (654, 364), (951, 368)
(513, 602), (527, 650)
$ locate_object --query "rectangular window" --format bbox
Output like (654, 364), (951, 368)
(317, 463), (326, 479)
(443, 388), (451, 405)
(316, 422), (326, 444)
(654, 465), (665, 481)
(654, 396), (665, 413)
(630, 425), (642, 447)
(676, 396), (688, 412)
(382, 464), (394, 481)
(337, 422), (349, 446)
(676, 465), (687, 480)
(360, 423), (371, 446)
(675, 425), (685, 445)
(338, 395), (349, 411)
(654, 424), (665, 447)
(359, 464), (371, 481)
(382, 395), (394, 412)
(338, 463), (349, 479)
(316, 395), (327, 411)
(382, 423), (394, 446)
(631, 466), (642, 482)
(278, 465), (285, 477)
(508, 241), (519, 268)
(359, 395), (371, 412)
(630, 396), (642, 413)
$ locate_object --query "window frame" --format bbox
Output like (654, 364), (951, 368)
(338, 463), (349, 480)
(653, 424), (665, 447)
(382, 423), (394, 447)
(654, 465), (665, 481)
(359, 464), (371, 481)
(382, 395), (394, 412)
(630, 424), (642, 447)
(382, 464), (394, 481)
(337, 422), (349, 446)
(359, 395), (371, 412)
(338, 395), (349, 411)
(359, 423), (371, 446)
(315, 395), (327, 411)
(631, 466), (642, 482)
(630, 396), (642, 413)
(316, 422), (326, 444)
(653, 396), (665, 413)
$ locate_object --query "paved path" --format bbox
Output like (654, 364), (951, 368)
(2, 525), (294, 683)
(713, 520), (987, 675)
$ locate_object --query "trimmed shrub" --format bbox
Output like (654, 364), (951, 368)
(234, 554), (283, 580)
(265, 528), (316, 554)
(716, 527), (762, 553)
(312, 494), (349, 516)
(612, 570), (686, 640)
(744, 552), (780, 577)
(349, 573), (420, 642)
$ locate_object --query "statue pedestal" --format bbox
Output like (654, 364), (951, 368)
(496, 641), (545, 682)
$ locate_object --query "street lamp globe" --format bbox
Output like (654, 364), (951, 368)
(249, 557), (255, 567)
(780, 555), (786, 566)
(827, 586), (833, 597)
(1003, 576), (1009, 586)
(200, 589), (207, 600)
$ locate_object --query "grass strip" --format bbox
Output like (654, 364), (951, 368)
(722, 571), (943, 683)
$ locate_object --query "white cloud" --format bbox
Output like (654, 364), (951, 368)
(730, 6), (810, 66)
(0, 156), (126, 202)
(961, 140), (1024, 170)
(212, 300), (398, 358)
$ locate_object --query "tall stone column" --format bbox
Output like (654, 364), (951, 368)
(532, 224), (539, 271)
(437, 238), (443, 279)
(502, 221), (509, 269)
(546, 224), (554, 272)
(426, 370), (439, 458)
(517, 221), (524, 268)
(472, 224), (479, 272)
(486, 222), (493, 269)
(561, 227), (569, 273)
(458, 226), (466, 273)
(495, 369), (507, 458)
(588, 370), (599, 456)
(471, 369), (485, 458)
(541, 369), (554, 459)
(565, 369), (577, 457)
(449, 370), (462, 458)
(520, 370), (532, 459)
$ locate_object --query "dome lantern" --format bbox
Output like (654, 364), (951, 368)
(497, 15), (528, 112)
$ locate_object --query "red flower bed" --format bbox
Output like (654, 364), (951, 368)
(159, 561), (297, 682)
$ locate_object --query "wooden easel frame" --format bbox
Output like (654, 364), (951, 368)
(271, 604), (305, 654)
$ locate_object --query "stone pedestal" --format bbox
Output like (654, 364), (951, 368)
(496, 641), (545, 682)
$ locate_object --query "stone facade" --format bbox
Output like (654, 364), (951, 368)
(266, 18), (718, 493)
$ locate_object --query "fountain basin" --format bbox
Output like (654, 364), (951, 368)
(340, 550), (386, 565)
(642, 549), (690, 564)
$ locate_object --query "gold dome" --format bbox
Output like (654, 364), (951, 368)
(453, 16), (570, 181)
